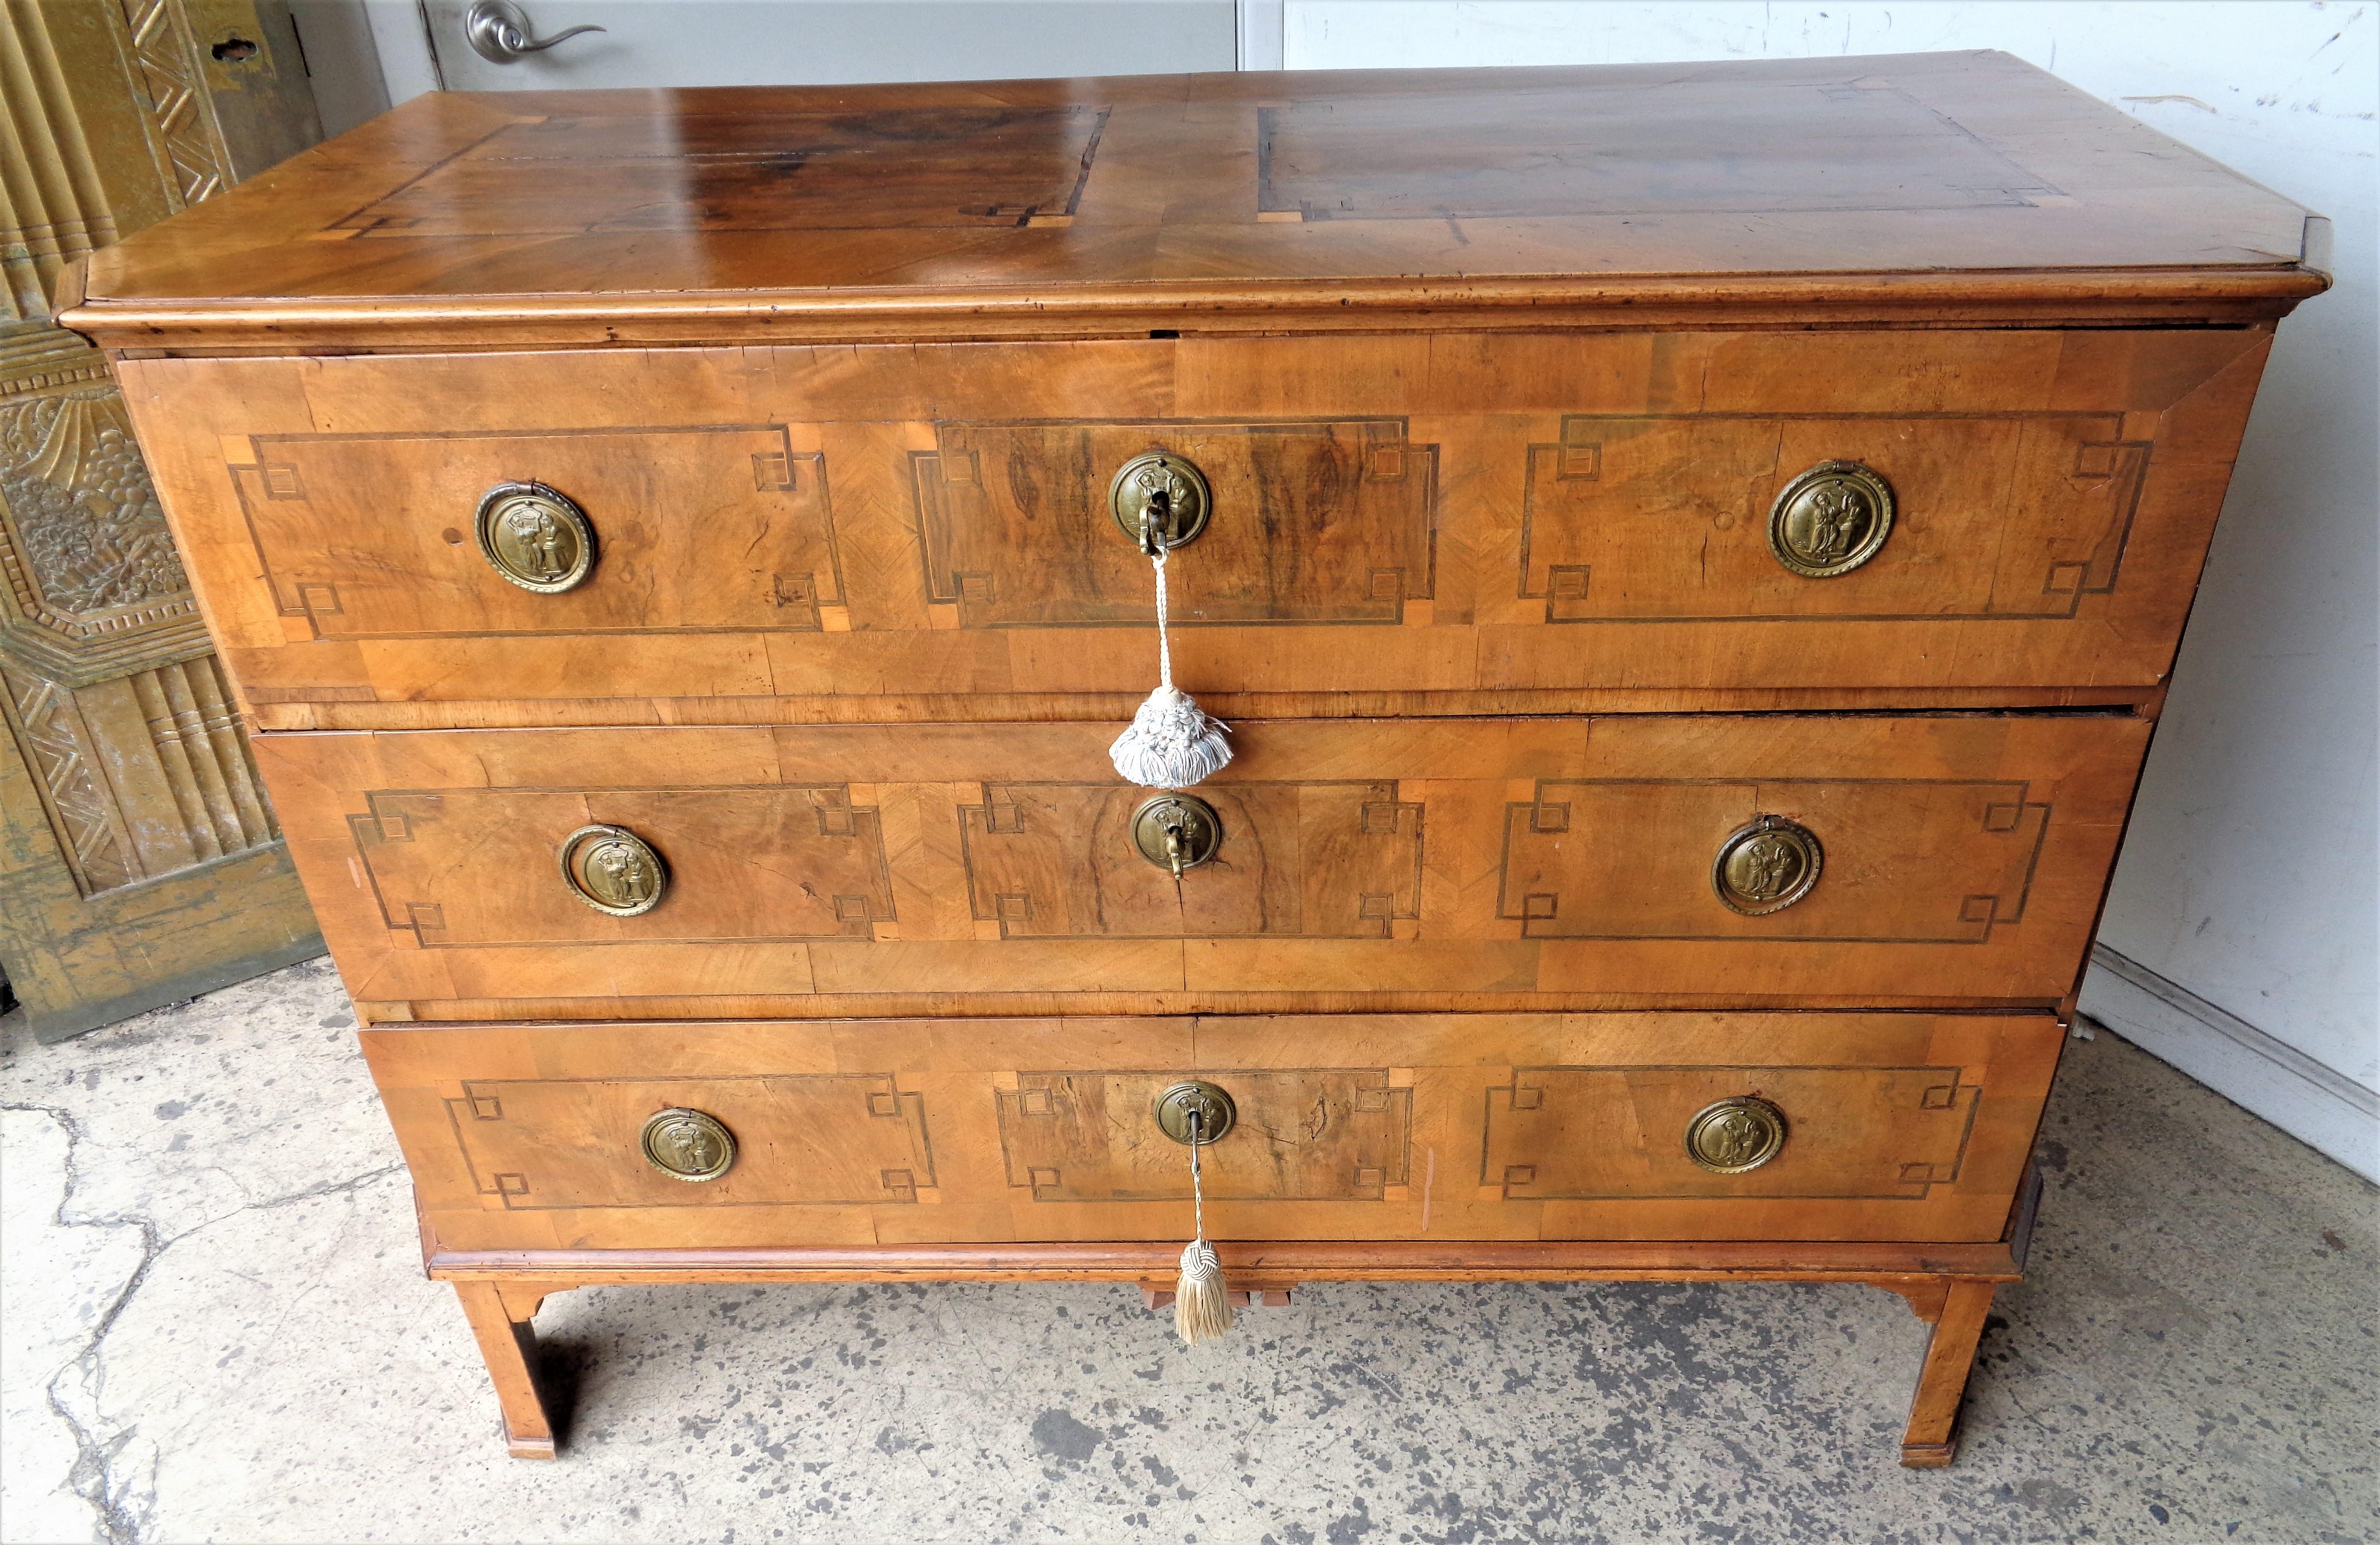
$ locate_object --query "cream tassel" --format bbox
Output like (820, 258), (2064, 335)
(1173, 1111), (1234, 1345)
(1111, 548), (1232, 788)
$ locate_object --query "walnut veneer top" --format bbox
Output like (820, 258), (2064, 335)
(66, 52), (2325, 349)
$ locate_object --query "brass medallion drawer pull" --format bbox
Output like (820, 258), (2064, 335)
(1712, 815), (1823, 915)
(1768, 460), (1894, 578)
(1685, 1095), (1788, 1173)
(1129, 793), (1222, 878)
(558, 823), (668, 916)
(1108, 452), (1212, 554)
(640, 1107), (736, 1182)
(475, 480), (596, 593)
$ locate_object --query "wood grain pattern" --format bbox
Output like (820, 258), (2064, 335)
(115, 327), (2270, 713)
(364, 1011), (2061, 1254)
(61, 56), (2324, 350)
(260, 715), (2145, 1018)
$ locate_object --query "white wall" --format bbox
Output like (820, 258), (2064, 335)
(1289, 1), (2379, 1176)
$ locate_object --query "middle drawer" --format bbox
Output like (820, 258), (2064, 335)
(265, 714), (2143, 1019)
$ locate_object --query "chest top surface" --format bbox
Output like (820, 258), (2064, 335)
(66, 51), (2323, 348)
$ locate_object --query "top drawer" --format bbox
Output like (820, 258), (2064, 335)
(118, 327), (2269, 717)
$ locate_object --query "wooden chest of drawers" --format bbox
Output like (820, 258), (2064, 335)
(66, 53), (2324, 1466)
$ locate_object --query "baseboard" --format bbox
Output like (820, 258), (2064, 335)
(2080, 944), (2378, 1182)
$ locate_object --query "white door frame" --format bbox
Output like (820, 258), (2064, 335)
(1237, 0), (1284, 69)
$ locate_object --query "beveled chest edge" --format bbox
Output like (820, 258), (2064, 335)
(61, 262), (2328, 355)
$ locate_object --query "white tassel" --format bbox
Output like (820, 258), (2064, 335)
(1111, 549), (1232, 788)
(1112, 686), (1232, 788)
(1174, 1239), (1234, 1345)
(1173, 1112), (1234, 1345)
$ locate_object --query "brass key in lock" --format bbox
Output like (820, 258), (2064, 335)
(1130, 794), (1222, 880)
(1107, 452), (1212, 554)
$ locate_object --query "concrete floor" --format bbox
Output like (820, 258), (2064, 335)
(1, 960), (2373, 1545)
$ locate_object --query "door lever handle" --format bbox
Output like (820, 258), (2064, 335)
(465, 0), (605, 62)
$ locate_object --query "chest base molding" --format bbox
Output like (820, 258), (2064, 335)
(431, 1207), (2034, 1471)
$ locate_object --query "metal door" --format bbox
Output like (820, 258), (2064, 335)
(421, 0), (1236, 89)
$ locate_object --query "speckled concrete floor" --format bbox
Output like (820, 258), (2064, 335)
(2, 959), (2373, 1545)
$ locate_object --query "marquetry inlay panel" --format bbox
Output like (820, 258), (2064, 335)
(226, 427), (843, 636)
(1496, 780), (2052, 943)
(349, 785), (894, 946)
(959, 780), (1423, 938)
(331, 107), (1110, 236)
(445, 1073), (936, 1209)
(997, 1068), (1413, 1202)
(1519, 413), (2149, 623)
(912, 420), (1437, 626)
(1256, 79), (2061, 222)
(1480, 1065), (1979, 1201)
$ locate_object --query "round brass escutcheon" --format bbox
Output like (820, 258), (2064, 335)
(558, 823), (669, 917)
(640, 1107), (736, 1182)
(1767, 460), (1894, 579)
(1712, 815), (1823, 917)
(1107, 452), (1212, 554)
(474, 481), (595, 593)
(1685, 1095), (1788, 1174)
(1129, 793), (1223, 877)
(1154, 1079), (1237, 1145)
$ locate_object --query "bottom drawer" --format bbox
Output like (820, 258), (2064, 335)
(369, 1012), (2059, 1253)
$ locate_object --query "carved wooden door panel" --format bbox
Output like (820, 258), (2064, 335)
(0, 1), (323, 1040)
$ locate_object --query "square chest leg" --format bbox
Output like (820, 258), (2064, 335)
(1897, 1279), (2001, 1467)
(451, 1280), (559, 1460)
